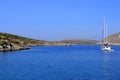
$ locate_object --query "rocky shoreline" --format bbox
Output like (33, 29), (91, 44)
(0, 44), (30, 52)
(0, 42), (71, 52)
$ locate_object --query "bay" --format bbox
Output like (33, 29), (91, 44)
(0, 45), (120, 80)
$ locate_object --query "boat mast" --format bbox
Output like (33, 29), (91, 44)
(104, 16), (107, 44)
(105, 24), (107, 43)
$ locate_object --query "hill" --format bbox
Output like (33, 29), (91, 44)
(0, 32), (51, 46)
(57, 39), (98, 45)
(0, 32), (73, 52)
(0, 32), (57, 52)
(107, 32), (120, 45)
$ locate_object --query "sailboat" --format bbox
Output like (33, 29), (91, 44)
(101, 17), (111, 51)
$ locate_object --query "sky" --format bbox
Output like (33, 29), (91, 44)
(0, 0), (120, 41)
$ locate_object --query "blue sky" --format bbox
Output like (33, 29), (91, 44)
(0, 0), (120, 41)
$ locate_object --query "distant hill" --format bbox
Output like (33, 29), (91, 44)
(107, 32), (120, 45)
(57, 39), (98, 45)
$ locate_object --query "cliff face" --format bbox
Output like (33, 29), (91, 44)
(107, 32), (120, 44)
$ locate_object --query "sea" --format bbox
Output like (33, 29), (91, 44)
(0, 45), (120, 80)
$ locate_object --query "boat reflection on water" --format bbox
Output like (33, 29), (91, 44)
(103, 53), (109, 80)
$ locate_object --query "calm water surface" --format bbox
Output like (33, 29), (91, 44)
(0, 45), (120, 80)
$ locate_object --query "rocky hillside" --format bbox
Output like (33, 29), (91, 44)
(0, 32), (51, 46)
(0, 32), (57, 52)
(107, 32), (120, 45)
(0, 32), (72, 52)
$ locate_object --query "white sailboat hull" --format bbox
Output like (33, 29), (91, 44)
(101, 46), (111, 51)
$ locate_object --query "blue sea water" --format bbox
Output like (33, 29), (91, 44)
(0, 45), (120, 80)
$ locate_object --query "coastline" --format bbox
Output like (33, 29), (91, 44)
(0, 46), (30, 52)
(0, 43), (96, 52)
(1, 32), (120, 53)
(1, 43), (120, 53)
